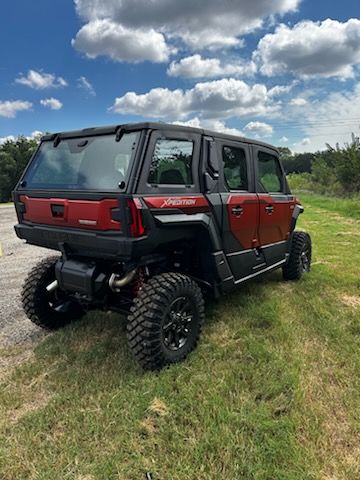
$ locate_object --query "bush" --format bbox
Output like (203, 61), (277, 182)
(287, 173), (312, 192)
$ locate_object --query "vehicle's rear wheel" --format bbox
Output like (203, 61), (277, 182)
(22, 256), (84, 329)
(127, 272), (204, 370)
(283, 231), (312, 281)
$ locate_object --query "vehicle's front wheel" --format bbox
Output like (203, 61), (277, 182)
(22, 256), (84, 329)
(283, 231), (312, 280)
(127, 272), (204, 370)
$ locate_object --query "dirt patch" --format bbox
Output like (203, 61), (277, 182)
(336, 231), (360, 237)
(140, 398), (169, 436)
(148, 398), (169, 417)
(341, 295), (360, 309)
(0, 347), (34, 382)
(9, 390), (53, 423)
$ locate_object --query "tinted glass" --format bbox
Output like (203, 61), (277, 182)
(148, 139), (193, 185)
(23, 133), (138, 190)
(257, 151), (283, 193)
(223, 146), (248, 190)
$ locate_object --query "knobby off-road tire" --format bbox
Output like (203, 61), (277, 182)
(283, 231), (312, 281)
(22, 256), (84, 330)
(127, 272), (204, 370)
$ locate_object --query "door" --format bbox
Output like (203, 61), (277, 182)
(217, 140), (265, 280)
(254, 147), (296, 265)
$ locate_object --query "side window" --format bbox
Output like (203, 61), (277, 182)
(148, 139), (193, 185)
(223, 146), (248, 191)
(257, 151), (284, 193)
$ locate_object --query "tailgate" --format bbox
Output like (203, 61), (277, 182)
(19, 195), (122, 231)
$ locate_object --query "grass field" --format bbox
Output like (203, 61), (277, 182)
(0, 194), (359, 480)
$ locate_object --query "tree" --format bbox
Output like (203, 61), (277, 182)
(277, 147), (314, 174)
(0, 136), (38, 202)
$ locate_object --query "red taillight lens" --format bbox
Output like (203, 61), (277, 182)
(127, 198), (145, 237)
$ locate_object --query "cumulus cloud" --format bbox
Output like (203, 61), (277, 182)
(0, 131), (43, 145)
(0, 135), (15, 145)
(15, 69), (67, 89)
(40, 98), (63, 110)
(255, 18), (360, 79)
(0, 100), (32, 118)
(244, 121), (273, 137)
(77, 76), (96, 96)
(268, 84), (296, 97)
(73, 0), (300, 59)
(290, 97), (307, 106)
(110, 78), (278, 119)
(279, 136), (289, 143)
(167, 55), (257, 79)
(173, 117), (244, 136)
(72, 19), (172, 62)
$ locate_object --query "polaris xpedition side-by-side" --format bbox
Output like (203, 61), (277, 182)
(13, 122), (312, 370)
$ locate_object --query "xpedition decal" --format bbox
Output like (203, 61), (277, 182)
(160, 197), (197, 208)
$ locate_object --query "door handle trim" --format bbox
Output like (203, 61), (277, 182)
(231, 205), (244, 216)
(265, 205), (274, 214)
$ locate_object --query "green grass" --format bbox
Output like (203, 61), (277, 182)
(0, 195), (359, 480)
(294, 192), (360, 220)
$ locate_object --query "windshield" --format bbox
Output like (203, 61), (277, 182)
(22, 132), (139, 191)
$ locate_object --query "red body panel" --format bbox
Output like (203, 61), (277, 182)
(20, 196), (121, 231)
(143, 195), (210, 214)
(226, 194), (260, 249)
(257, 194), (295, 245)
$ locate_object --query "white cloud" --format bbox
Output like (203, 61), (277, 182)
(255, 19), (360, 79)
(29, 130), (43, 139)
(279, 136), (289, 142)
(291, 82), (360, 152)
(73, 0), (300, 58)
(72, 19), (172, 63)
(0, 100), (32, 118)
(77, 76), (96, 96)
(0, 131), (43, 145)
(301, 137), (310, 146)
(173, 117), (243, 136)
(0, 135), (15, 145)
(290, 97), (307, 106)
(244, 121), (273, 137)
(167, 55), (257, 79)
(110, 78), (278, 119)
(40, 98), (63, 110)
(15, 69), (67, 89)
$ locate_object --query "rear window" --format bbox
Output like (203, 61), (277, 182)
(22, 133), (139, 190)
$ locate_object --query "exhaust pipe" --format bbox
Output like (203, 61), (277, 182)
(109, 268), (138, 292)
(46, 280), (58, 292)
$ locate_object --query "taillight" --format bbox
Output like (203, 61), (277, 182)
(127, 198), (145, 237)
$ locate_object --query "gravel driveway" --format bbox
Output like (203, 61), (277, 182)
(0, 206), (48, 346)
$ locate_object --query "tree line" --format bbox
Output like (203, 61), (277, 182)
(0, 133), (359, 202)
(0, 137), (38, 202)
(280, 133), (360, 195)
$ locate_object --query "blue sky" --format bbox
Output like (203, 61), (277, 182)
(1, 0), (360, 152)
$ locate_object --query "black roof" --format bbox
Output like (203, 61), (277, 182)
(42, 121), (278, 152)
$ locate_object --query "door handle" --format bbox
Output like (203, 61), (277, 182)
(265, 204), (274, 214)
(231, 205), (243, 216)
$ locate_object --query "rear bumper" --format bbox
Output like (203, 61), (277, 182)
(14, 223), (134, 260)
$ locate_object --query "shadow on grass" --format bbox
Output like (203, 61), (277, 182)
(28, 268), (290, 394)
